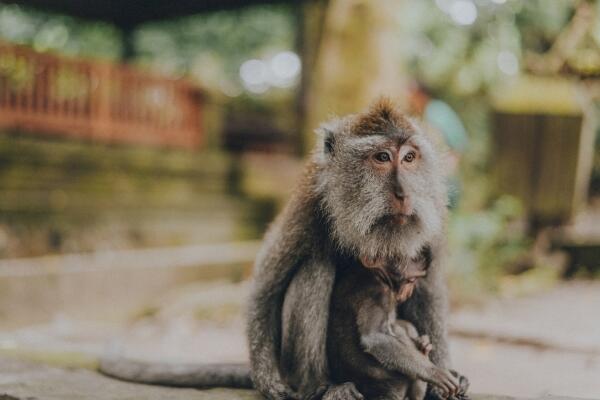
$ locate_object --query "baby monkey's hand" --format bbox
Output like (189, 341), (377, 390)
(415, 334), (433, 356)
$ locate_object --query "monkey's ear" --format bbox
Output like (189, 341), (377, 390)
(360, 256), (383, 269)
(323, 129), (335, 155)
(316, 126), (335, 157)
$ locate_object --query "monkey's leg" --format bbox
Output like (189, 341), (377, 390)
(246, 219), (307, 399)
(392, 320), (432, 356)
(360, 332), (460, 396)
(354, 290), (457, 396)
(280, 258), (340, 396)
(247, 272), (298, 399)
(394, 319), (420, 339)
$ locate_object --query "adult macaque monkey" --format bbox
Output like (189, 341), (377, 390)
(249, 97), (467, 400)
(99, 98), (469, 400)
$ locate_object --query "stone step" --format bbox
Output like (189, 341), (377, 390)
(0, 242), (260, 329)
(0, 135), (274, 258)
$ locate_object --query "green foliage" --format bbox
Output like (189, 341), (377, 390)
(396, 2), (580, 235)
(135, 5), (296, 95)
(398, 0), (574, 97)
(448, 195), (532, 300)
(0, 3), (122, 59)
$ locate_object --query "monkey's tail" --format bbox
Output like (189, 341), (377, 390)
(98, 356), (254, 389)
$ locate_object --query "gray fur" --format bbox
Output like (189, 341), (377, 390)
(248, 100), (461, 400)
(98, 99), (468, 400)
(99, 357), (253, 388)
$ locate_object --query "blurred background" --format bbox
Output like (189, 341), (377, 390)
(0, 0), (599, 398)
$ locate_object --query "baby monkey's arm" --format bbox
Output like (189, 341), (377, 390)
(356, 301), (460, 397)
(393, 320), (433, 356)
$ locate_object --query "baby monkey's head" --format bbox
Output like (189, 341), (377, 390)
(360, 248), (430, 302)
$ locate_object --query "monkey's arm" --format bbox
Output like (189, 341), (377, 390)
(393, 320), (432, 356)
(246, 195), (323, 400)
(356, 303), (459, 395)
(247, 222), (302, 399)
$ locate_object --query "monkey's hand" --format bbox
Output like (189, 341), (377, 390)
(429, 387), (470, 400)
(415, 334), (433, 356)
(321, 382), (364, 400)
(426, 369), (469, 400)
(422, 367), (461, 398)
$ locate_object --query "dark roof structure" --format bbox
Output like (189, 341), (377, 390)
(3, 0), (300, 28)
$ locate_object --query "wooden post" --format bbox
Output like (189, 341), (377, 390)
(91, 63), (113, 142)
(302, 0), (406, 152)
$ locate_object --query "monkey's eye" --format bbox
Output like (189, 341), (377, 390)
(374, 152), (392, 163)
(403, 151), (416, 163)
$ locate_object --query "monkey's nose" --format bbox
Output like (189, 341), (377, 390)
(394, 186), (405, 201)
(392, 185), (412, 216)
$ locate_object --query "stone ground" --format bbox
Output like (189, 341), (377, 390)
(0, 356), (260, 400)
(0, 356), (535, 400)
(1, 280), (599, 400)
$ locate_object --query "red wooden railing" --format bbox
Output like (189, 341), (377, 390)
(0, 41), (202, 149)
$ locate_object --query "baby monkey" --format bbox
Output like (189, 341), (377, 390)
(327, 248), (463, 400)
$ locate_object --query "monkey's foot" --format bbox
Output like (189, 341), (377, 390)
(321, 382), (364, 400)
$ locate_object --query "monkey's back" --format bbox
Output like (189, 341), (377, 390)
(327, 263), (411, 399)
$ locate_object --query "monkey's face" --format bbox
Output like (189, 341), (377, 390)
(397, 256), (428, 302)
(360, 254), (428, 302)
(316, 101), (447, 260)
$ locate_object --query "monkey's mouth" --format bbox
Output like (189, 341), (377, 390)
(392, 213), (416, 226)
(368, 213), (418, 235)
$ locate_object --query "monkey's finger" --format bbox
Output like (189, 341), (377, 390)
(430, 386), (448, 399)
(441, 378), (459, 396)
(432, 378), (453, 396)
(443, 369), (461, 389)
(449, 373), (461, 393)
(439, 375), (460, 395)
